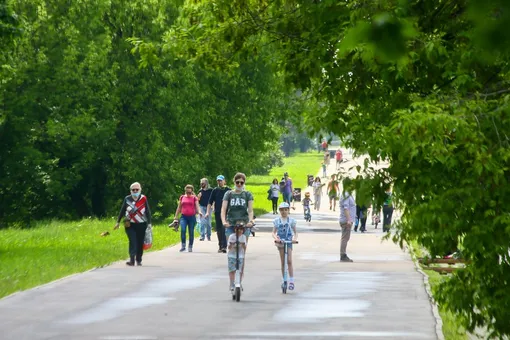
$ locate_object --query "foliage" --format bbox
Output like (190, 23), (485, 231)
(0, 0), (317, 226)
(250, 142), (285, 175)
(280, 122), (314, 156)
(425, 270), (469, 340)
(169, 0), (510, 336)
(0, 219), (181, 298)
(409, 240), (468, 340)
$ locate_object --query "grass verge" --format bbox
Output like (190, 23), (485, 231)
(0, 219), (181, 299)
(408, 241), (468, 340)
(248, 152), (322, 216)
(0, 152), (322, 299)
(424, 270), (468, 340)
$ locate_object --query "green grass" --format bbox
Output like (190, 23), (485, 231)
(0, 152), (321, 299)
(0, 219), (181, 298)
(424, 270), (468, 340)
(248, 152), (323, 216)
(408, 240), (468, 340)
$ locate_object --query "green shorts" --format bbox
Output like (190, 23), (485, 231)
(228, 257), (244, 272)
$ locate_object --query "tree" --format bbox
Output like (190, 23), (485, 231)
(0, 0), (303, 225)
(169, 0), (510, 336)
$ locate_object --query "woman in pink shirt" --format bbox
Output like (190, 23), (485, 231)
(172, 184), (202, 252)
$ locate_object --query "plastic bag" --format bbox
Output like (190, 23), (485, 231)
(143, 227), (153, 250)
(195, 220), (202, 233)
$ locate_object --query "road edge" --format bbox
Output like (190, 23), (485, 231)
(406, 242), (445, 340)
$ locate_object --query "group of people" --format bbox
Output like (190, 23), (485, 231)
(114, 174), (299, 292)
(321, 149), (343, 178)
(113, 157), (394, 290)
(306, 174), (340, 212)
(268, 172), (294, 214)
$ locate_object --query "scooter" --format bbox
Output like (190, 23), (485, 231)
(232, 223), (256, 302)
(304, 206), (312, 222)
(275, 239), (299, 294)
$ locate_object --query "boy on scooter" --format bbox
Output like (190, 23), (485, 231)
(302, 192), (313, 222)
(272, 202), (298, 290)
(227, 225), (247, 292)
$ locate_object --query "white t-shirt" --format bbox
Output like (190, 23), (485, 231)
(270, 184), (280, 198)
(227, 234), (246, 258)
(312, 182), (322, 196)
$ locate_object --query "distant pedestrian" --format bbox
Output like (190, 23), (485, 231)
(321, 162), (327, 178)
(321, 139), (328, 151)
(354, 205), (368, 233)
(327, 174), (340, 211)
(114, 182), (152, 266)
(206, 175), (231, 253)
(312, 177), (324, 211)
(323, 151), (329, 166)
(339, 178), (355, 262)
(335, 149), (343, 170)
(198, 178), (213, 241)
(172, 184), (202, 252)
(281, 172), (293, 205)
(269, 178), (280, 214)
(382, 186), (394, 233)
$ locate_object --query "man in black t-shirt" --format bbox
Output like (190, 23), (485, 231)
(206, 175), (231, 253)
(198, 178), (213, 241)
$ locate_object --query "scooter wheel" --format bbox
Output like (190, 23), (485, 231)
(235, 287), (241, 302)
(282, 282), (287, 294)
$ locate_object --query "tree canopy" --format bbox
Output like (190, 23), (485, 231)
(168, 0), (510, 337)
(0, 0), (313, 225)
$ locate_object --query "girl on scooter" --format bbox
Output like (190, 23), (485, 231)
(272, 202), (298, 290)
(227, 226), (247, 292)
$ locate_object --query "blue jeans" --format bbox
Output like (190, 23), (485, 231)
(283, 192), (292, 204)
(180, 215), (196, 248)
(199, 205), (211, 239)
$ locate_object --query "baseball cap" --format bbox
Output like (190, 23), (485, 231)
(216, 175), (225, 181)
(278, 202), (290, 209)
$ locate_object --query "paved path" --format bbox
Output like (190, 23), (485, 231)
(0, 150), (438, 340)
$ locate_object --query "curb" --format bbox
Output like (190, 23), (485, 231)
(406, 242), (444, 340)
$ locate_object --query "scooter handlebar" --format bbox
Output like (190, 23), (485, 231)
(274, 240), (299, 244)
(233, 223), (257, 232)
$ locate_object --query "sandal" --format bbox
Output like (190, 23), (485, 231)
(289, 282), (295, 290)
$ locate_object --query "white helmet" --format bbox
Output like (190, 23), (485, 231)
(278, 202), (290, 210)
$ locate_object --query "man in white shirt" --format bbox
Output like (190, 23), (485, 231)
(339, 177), (355, 262)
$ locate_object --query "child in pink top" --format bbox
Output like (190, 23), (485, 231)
(172, 184), (202, 252)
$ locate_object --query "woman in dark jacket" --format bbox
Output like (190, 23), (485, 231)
(114, 182), (152, 266)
